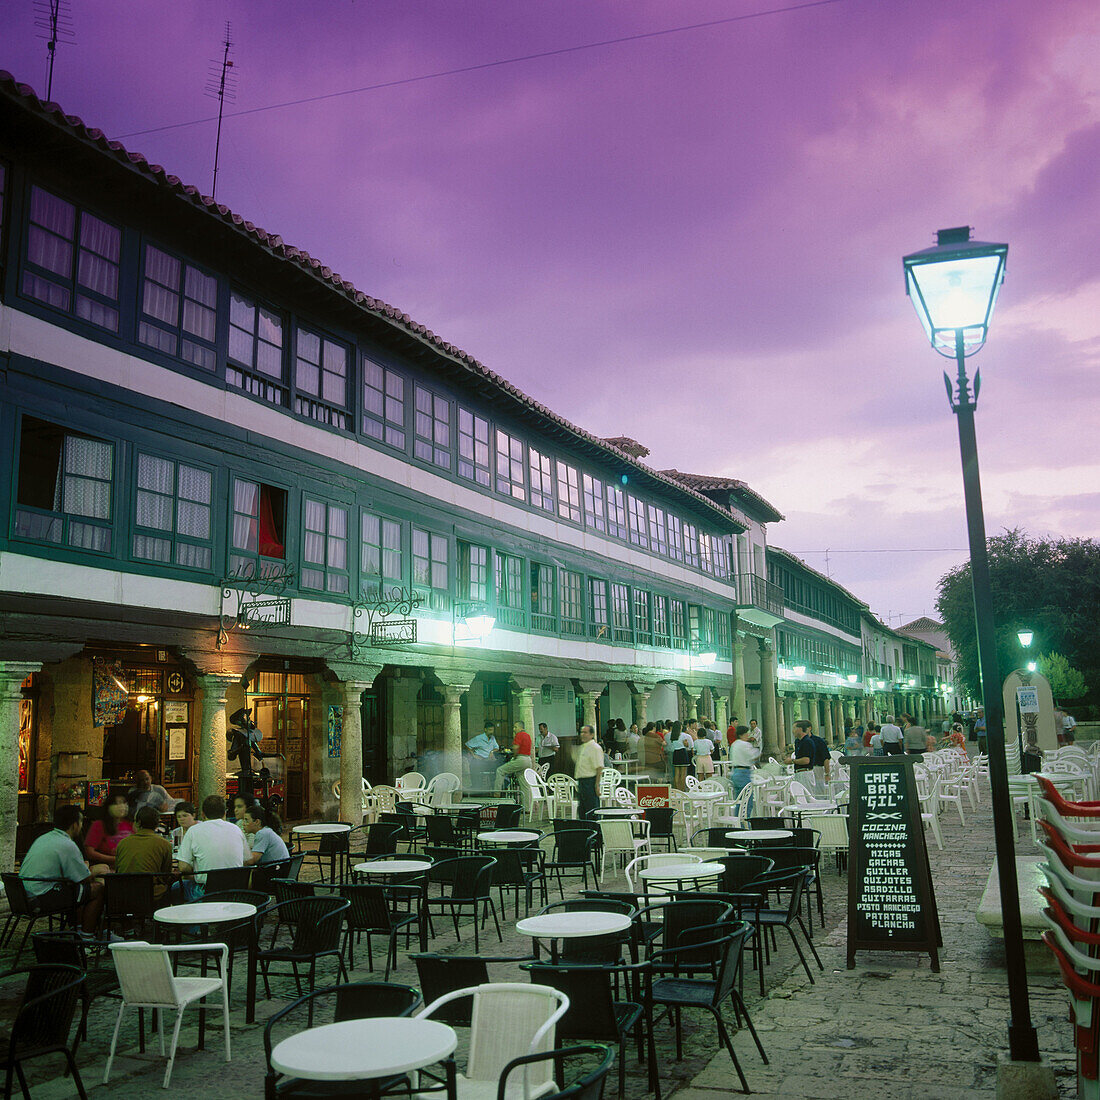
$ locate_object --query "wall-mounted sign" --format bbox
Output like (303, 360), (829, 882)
(845, 756), (941, 971)
(637, 784), (671, 809)
(371, 619), (417, 645)
(167, 671), (184, 694)
(167, 726), (188, 761)
(163, 701), (189, 725)
(1016, 685), (1040, 715)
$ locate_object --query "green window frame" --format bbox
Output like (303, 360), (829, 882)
(137, 243), (219, 372)
(528, 447), (554, 512)
(633, 588), (651, 643)
(668, 515), (684, 561)
(627, 495), (649, 549)
(652, 594), (670, 646)
(302, 498), (349, 595)
(683, 522), (699, 568)
(458, 407), (491, 487)
(606, 486), (627, 540)
(362, 359), (406, 448)
(229, 476), (288, 580)
(361, 511), (404, 596)
(583, 474), (606, 533)
(227, 290), (286, 405)
(556, 461), (581, 523)
(530, 562), (556, 631)
(495, 552), (526, 629)
(648, 505), (667, 556)
(559, 568), (584, 635)
(496, 429), (525, 501)
(588, 577), (609, 639)
(414, 384), (451, 468)
(133, 452), (214, 571)
(611, 583), (633, 644)
(457, 541), (489, 602)
(670, 599), (687, 649)
(412, 528), (448, 593)
(295, 326), (349, 428)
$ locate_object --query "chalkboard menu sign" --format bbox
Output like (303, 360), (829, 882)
(845, 756), (941, 971)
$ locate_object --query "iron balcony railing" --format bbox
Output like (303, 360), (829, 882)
(733, 573), (784, 617)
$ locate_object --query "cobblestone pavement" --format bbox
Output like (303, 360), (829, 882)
(0, 787), (1080, 1098)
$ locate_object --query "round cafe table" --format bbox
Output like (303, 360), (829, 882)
(593, 807), (641, 817)
(353, 859), (432, 877)
(477, 830), (541, 846)
(637, 861), (723, 894)
(271, 1016), (457, 1094)
(516, 910), (633, 963)
(725, 829), (793, 844)
(292, 823), (351, 881)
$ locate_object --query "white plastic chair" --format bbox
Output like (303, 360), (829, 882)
(105, 941), (231, 1088)
(938, 773), (968, 826)
(396, 772), (426, 792)
(523, 768), (555, 822)
(598, 818), (651, 880)
(547, 774), (578, 819)
(426, 772), (461, 807)
(415, 983), (568, 1100)
(920, 777), (944, 851)
(804, 813), (850, 871)
(612, 786), (637, 808)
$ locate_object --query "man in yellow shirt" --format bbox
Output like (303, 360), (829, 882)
(574, 725), (604, 819)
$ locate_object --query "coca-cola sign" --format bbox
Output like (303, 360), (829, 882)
(637, 784), (671, 808)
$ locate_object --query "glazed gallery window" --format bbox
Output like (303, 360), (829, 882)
(670, 599), (688, 647)
(495, 429), (525, 501)
(683, 522), (699, 568)
(582, 474), (606, 533)
(301, 498), (349, 595)
(530, 562), (556, 628)
(227, 291), (285, 404)
(457, 407), (491, 487)
(610, 582), (632, 642)
(652, 594), (670, 645)
(229, 477), (287, 579)
(606, 485), (628, 540)
(556, 461), (581, 523)
(457, 541), (489, 602)
(633, 588), (651, 640)
(528, 447), (554, 512)
(412, 528), (448, 591)
(667, 514), (684, 562)
(495, 552), (524, 610)
(295, 327), (349, 428)
(627, 495), (649, 549)
(138, 244), (219, 371)
(23, 185), (121, 331)
(648, 505), (668, 556)
(361, 512), (403, 594)
(133, 453), (213, 571)
(559, 569), (584, 633)
(14, 416), (114, 553)
(414, 385), (451, 468)
(362, 359), (406, 448)
(588, 578), (609, 638)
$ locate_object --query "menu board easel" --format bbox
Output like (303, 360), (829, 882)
(844, 756), (941, 971)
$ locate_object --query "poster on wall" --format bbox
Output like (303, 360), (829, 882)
(168, 726), (188, 761)
(18, 698), (32, 792)
(1016, 685), (1040, 715)
(87, 781), (109, 807)
(92, 659), (128, 727)
(164, 701), (189, 725)
(327, 705), (343, 759)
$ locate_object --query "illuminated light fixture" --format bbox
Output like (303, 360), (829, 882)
(458, 603), (495, 639)
(907, 678), (917, 687)
(690, 639), (717, 665)
(135, 694), (151, 704)
(1017, 630), (1034, 648)
(1027, 661), (1037, 672)
(847, 674), (858, 683)
(792, 665), (807, 677)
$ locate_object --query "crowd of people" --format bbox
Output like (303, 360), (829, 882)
(18, 774), (291, 937)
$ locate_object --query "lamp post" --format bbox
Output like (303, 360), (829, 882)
(904, 227), (1041, 1064)
(1017, 629), (1038, 673)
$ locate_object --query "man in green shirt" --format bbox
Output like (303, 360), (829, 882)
(115, 805), (174, 900)
(19, 804), (104, 932)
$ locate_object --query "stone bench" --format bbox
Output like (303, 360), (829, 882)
(976, 855), (1058, 972)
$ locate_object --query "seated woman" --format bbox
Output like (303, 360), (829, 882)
(242, 804), (290, 866)
(84, 792), (134, 869)
(170, 801), (196, 851)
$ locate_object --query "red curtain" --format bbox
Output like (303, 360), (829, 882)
(258, 489), (284, 559)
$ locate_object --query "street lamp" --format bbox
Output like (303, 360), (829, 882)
(1017, 629), (1034, 649)
(904, 227), (1041, 1065)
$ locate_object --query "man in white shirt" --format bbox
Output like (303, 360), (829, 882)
(177, 794), (250, 899)
(574, 725), (605, 819)
(878, 716), (904, 755)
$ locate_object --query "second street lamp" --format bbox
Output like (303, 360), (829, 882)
(903, 226), (1041, 1065)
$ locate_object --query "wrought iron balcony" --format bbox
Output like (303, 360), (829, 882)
(733, 573), (784, 626)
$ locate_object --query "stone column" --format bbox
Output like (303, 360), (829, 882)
(580, 691), (602, 732)
(685, 688), (699, 721)
(757, 639), (780, 757)
(441, 683), (471, 781)
(714, 693), (728, 731)
(513, 687), (536, 739)
(632, 690), (650, 727)
(822, 697), (835, 745)
(328, 662), (384, 825)
(775, 696), (786, 752)
(731, 634), (747, 723)
(195, 671), (242, 805)
(0, 662), (41, 872)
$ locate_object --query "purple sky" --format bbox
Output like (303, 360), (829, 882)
(5, 0), (1099, 627)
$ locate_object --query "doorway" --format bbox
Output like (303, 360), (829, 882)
(249, 671), (310, 821)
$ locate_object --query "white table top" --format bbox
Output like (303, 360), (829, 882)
(292, 823), (351, 834)
(516, 911), (633, 939)
(271, 1017), (457, 1081)
(637, 862), (724, 881)
(782, 800), (836, 813)
(593, 807), (641, 817)
(477, 830), (541, 844)
(154, 901), (257, 924)
(726, 829), (793, 842)
(683, 790), (725, 801)
(354, 859), (432, 875)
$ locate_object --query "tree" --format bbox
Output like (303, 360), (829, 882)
(1040, 652), (1088, 702)
(935, 529), (1100, 709)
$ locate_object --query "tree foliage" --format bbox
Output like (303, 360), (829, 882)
(1040, 652), (1088, 701)
(935, 530), (1100, 706)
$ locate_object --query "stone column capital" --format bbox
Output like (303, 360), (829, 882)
(509, 675), (544, 694)
(0, 662), (41, 698)
(327, 661), (384, 689)
(442, 684), (470, 706)
(194, 672), (242, 701)
(575, 680), (608, 697)
(511, 686), (537, 701)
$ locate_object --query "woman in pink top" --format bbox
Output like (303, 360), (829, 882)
(84, 792), (134, 868)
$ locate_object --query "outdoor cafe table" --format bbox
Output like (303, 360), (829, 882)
(725, 829), (793, 845)
(593, 807), (642, 817)
(637, 861), (724, 895)
(353, 859), (432, 878)
(515, 910), (633, 963)
(154, 901), (259, 1031)
(477, 830), (541, 846)
(292, 822), (351, 880)
(270, 1016), (458, 1097)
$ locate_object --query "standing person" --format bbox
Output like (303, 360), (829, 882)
(243, 804), (290, 866)
(1063, 712), (1078, 744)
(902, 714), (928, 756)
(536, 722), (559, 773)
(844, 727), (864, 756)
(20, 805), (106, 933)
(879, 716), (904, 755)
(494, 721), (534, 793)
(728, 725), (760, 813)
(115, 806), (174, 902)
(693, 726), (715, 778)
(465, 722), (500, 790)
(642, 724), (666, 773)
(83, 792), (134, 869)
(128, 769), (172, 813)
(748, 718), (763, 749)
(575, 725), (604, 819)
(726, 716), (740, 751)
(176, 795), (250, 900)
(787, 720), (817, 789)
(869, 724), (885, 756)
(672, 722), (692, 791)
(973, 709), (987, 754)
(809, 726), (832, 797)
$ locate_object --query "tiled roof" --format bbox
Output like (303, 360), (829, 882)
(662, 470), (785, 524)
(0, 71), (744, 534)
(900, 616), (943, 631)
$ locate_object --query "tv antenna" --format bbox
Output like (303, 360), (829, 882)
(204, 22), (237, 199)
(33, 0), (75, 102)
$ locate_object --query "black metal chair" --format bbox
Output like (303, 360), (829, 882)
(492, 846), (548, 919)
(742, 868), (823, 984)
(642, 808), (678, 853)
(494, 803), (522, 829)
(545, 827), (599, 897)
(102, 873), (159, 939)
(496, 1045), (615, 1100)
(31, 931), (120, 1050)
(691, 827), (742, 849)
(752, 846), (825, 930)
(194, 889), (272, 1003)
(251, 852), (305, 894)
(648, 922), (766, 1094)
(534, 898), (636, 966)
(0, 965), (88, 1100)
(424, 857), (501, 953)
(0, 876), (79, 961)
(337, 882), (425, 977)
(410, 952), (539, 1027)
(716, 854), (774, 894)
(637, 900), (735, 979)
(266, 879), (316, 947)
(262, 980), (421, 1097)
(523, 962), (657, 1100)
(258, 896), (350, 1001)
(203, 866), (253, 893)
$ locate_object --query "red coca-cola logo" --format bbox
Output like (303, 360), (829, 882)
(637, 785), (671, 808)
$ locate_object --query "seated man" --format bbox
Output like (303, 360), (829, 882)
(115, 805), (174, 901)
(19, 804), (104, 932)
(176, 794), (250, 899)
(128, 769), (173, 814)
(494, 722), (533, 794)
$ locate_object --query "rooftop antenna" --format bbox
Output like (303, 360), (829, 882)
(33, 0), (75, 102)
(823, 548), (831, 577)
(204, 22), (237, 200)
